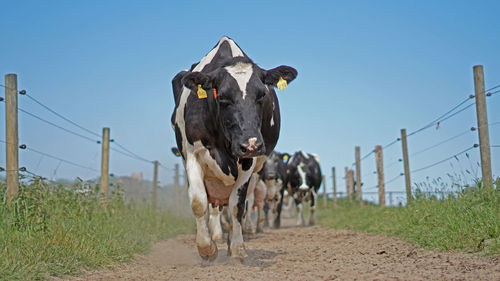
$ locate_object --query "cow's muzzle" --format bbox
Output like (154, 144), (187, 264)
(238, 137), (264, 157)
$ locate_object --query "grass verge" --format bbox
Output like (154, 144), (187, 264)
(318, 181), (500, 255)
(0, 179), (194, 280)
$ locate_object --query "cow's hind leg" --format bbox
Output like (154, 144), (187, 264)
(186, 156), (217, 261)
(309, 189), (318, 226)
(228, 181), (249, 261)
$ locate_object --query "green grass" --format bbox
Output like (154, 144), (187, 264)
(318, 180), (500, 255)
(0, 179), (194, 280)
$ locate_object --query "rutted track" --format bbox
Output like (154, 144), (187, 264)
(64, 219), (500, 280)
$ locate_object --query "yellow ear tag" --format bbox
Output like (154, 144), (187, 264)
(197, 84), (207, 99)
(277, 77), (288, 91)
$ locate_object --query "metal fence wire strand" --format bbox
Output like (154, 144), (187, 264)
(411, 145), (477, 174)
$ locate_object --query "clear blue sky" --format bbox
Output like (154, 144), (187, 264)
(1, 0), (499, 197)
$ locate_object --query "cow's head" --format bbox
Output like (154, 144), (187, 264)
(182, 57), (297, 158)
(261, 151), (289, 180)
(287, 151), (311, 197)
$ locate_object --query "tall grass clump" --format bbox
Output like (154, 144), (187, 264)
(0, 179), (194, 280)
(318, 178), (500, 255)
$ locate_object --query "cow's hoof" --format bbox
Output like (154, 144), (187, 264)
(230, 243), (247, 261)
(198, 241), (218, 262)
(256, 223), (264, 233)
(273, 219), (281, 229)
(309, 217), (316, 226)
(243, 226), (256, 234)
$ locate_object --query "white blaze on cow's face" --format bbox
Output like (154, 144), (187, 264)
(225, 62), (253, 100)
(297, 163), (308, 191)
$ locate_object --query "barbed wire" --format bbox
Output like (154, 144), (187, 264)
(25, 146), (100, 173)
(411, 145), (477, 174)
(1, 85), (102, 138)
(410, 129), (472, 157)
(385, 159), (402, 169)
(18, 107), (100, 143)
(383, 138), (400, 149)
(363, 83), (500, 158)
(111, 141), (154, 164)
(2, 84), (172, 181)
(385, 173), (404, 185)
(23, 92), (102, 138)
(407, 99), (474, 138)
(0, 139), (100, 173)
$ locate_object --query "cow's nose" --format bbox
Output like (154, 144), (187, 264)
(240, 138), (263, 153)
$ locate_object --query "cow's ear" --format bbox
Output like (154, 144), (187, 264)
(171, 147), (181, 157)
(264, 66), (298, 88)
(181, 72), (214, 93)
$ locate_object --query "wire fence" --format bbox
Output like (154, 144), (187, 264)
(340, 72), (500, 206)
(1, 77), (181, 206)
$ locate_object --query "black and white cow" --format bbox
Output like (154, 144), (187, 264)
(171, 37), (297, 261)
(286, 150), (322, 226)
(259, 151), (289, 228)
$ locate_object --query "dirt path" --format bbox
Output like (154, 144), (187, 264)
(66, 219), (500, 280)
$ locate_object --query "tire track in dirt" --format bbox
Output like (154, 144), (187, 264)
(64, 220), (500, 280)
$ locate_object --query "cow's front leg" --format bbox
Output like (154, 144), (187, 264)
(309, 189), (318, 225)
(296, 199), (305, 226)
(244, 174), (259, 233)
(186, 156), (217, 261)
(256, 204), (265, 233)
(209, 206), (223, 242)
(273, 186), (285, 228)
(228, 181), (249, 260)
(244, 191), (256, 233)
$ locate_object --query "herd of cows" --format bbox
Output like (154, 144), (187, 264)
(170, 37), (322, 262)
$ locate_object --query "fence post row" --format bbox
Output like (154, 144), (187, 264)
(5, 74), (19, 205)
(100, 127), (110, 207)
(375, 145), (385, 207)
(355, 146), (362, 204)
(400, 129), (412, 203)
(473, 65), (493, 188)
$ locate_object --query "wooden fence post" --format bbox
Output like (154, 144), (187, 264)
(473, 65), (493, 188)
(401, 129), (412, 204)
(355, 146), (362, 204)
(322, 175), (327, 208)
(375, 145), (385, 207)
(344, 166), (349, 199)
(100, 127), (110, 207)
(348, 169), (355, 201)
(332, 167), (337, 207)
(152, 161), (158, 208)
(5, 74), (19, 205)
